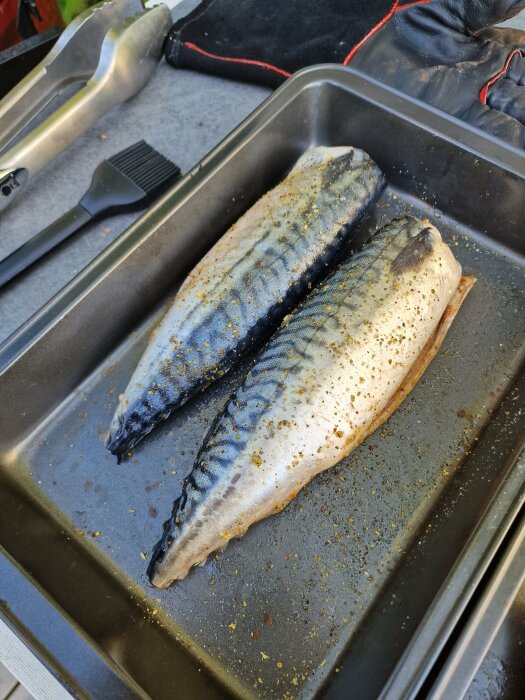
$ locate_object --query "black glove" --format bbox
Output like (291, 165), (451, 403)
(165, 0), (525, 147)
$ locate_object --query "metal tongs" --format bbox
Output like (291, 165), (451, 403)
(0, 0), (171, 213)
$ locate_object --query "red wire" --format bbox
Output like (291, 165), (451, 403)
(343, 0), (432, 65)
(183, 42), (292, 79)
(479, 48), (523, 104)
(183, 0), (433, 80)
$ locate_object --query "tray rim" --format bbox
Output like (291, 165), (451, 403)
(427, 505), (525, 699)
(377, 447), (525, 700)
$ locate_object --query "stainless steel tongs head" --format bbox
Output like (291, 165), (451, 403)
(0, 1), (172, 214)
(0, 0), (145, 153)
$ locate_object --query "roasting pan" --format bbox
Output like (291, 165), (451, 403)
(0, 66), (524, 699)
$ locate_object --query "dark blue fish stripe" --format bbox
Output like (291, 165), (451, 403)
(110, 153), (385, 459)
(185, 226), (276, 304)
(176, 157), (373, 332)
(177, 218), (413, 514)
(148, 216), (427, 576)
(167, 157), (382, 362)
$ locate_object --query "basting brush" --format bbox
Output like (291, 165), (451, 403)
(0, 140), (181, 288)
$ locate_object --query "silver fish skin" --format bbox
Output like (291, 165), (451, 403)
(148, 216), (466, 587)
(106, 146), (385, 459)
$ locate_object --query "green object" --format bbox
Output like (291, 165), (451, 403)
(57, 0), (91, 25)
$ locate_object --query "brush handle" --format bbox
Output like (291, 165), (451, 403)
(0, 204), (92, 288)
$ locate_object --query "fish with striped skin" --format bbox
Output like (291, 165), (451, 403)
(106, 146), (385, 459)
(148, 216), (475, 587)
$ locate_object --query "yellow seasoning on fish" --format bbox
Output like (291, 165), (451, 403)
(106, 147), (385, 460)
(148, 216), (475, 587)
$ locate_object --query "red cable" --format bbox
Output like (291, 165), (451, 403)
(183, 42), (292, 79)
(479, 48), (523, 104)
(343, 0), (432, 65)
(397, 0), (432, 10)
(183, 0), (433, 80)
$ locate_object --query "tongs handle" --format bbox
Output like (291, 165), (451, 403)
(0, 4), (171, 214)
(0, 0), (145, 153)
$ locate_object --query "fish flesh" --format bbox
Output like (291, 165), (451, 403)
(106, 147), (385, 459)
(148, 216), (475, 587)
(107, 147), (384, 458)
(149, 217), (475, 587)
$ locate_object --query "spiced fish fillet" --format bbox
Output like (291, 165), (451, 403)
(148, 216), (475, 587)
(106, 147), (385, 458)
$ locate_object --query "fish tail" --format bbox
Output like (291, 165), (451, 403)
(147, 534), (166, 579)
(106, 395), (177, 458)
(148, 497), (182, 581)
(105, 414), (130, 457)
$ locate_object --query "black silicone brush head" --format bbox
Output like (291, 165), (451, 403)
(80, 140), (181, 219)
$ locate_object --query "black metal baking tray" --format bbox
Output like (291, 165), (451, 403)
(465, 524), (525, 700)
(0, 66), (524, 699)
(424, 505), (525, 699)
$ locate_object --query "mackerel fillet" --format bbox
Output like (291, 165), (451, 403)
(106, 147), (385, 459)
(149, 216), (475, 587)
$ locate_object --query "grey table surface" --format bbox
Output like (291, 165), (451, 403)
(0, 0), (270, 346)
